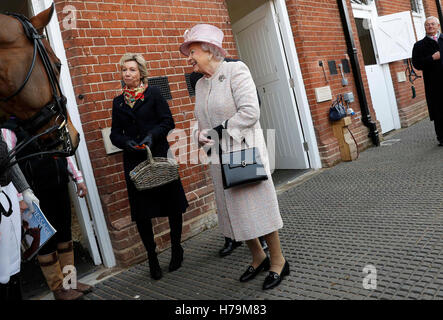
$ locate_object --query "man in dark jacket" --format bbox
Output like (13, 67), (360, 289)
(189, 58), (268, 257)
(412, 16), (443, 146)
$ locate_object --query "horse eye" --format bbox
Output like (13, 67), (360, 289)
(55, 62), (62, 71)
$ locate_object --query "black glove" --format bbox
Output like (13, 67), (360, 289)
(139, 133), (153, 149)
(124, 139), (139, 152)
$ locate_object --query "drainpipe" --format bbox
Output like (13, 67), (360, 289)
(336, 0), (380, 146)
(436, 0), (443, 26)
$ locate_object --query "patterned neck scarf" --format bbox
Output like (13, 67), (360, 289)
(123, 83), (147, 108)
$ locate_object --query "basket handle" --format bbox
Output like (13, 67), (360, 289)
(145, 145), (154, 163)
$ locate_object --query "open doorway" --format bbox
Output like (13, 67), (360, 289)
(0, 0), (97, 299)
(226, 0), (319, 184)
(352, 2), (402, 134)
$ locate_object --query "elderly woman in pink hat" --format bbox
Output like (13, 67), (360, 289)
(180, 24), (289, 290)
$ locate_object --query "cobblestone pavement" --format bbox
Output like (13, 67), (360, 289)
(84, 119), (443, 300)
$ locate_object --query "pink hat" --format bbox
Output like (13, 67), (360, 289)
(179, 24), (227, 57)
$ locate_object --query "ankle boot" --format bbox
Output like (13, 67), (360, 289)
(169, 245), (184, 272)
(148, 250), (162, 280)
(37, 251), (83, 300)
(57, 240), (92, 294)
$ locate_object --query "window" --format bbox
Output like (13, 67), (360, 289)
(410, 0), (423, 14)
(355, 18), (377, 66)
(350, 0), (370, 5)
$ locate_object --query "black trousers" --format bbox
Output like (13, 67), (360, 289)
(135, 214), (183, 255)
(36, 184), (72, 255)
(0, 273), (22, 300)
(434, 117), (443, 142)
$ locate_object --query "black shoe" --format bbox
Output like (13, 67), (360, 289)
(259, 237), (268, 251)
(263, 260), (290, 290)
(219, 239), (242, 257)
(169, 245), (184, 272)
(239, 257), (270, 282)
(148, 254), (162, 280)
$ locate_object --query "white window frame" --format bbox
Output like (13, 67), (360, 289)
(411, 0), (426, 40)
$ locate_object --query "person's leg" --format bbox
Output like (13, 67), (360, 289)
(168, 213), (184, 272)
(259, 236), (268, 251)
(239, 238), (269, 282)
(36, 187), (82, 300)
(57, 240), (92, 294)
(263, 231), (285, 273)
(169, 213), (183, 248)
(35, 188), (59, 256)
(8, 273), (23, 300)
(0, 273), (22, 300)
(135, 216), (162, 279)
(262, 231), (289, 290)
(433, 118), (443, 145)
(245, 238), (267, 268)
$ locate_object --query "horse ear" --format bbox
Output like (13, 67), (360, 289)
(29, 3), (55, 34)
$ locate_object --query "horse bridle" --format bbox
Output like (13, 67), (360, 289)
(0, 12), (75, 173)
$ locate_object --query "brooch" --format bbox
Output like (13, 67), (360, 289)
(218, 75), (226, 82)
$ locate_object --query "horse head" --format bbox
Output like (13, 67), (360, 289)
(0, 4), (79, 156)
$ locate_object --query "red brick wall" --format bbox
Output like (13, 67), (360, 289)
(51, 0), (436, 267)
(285, 0), (376, 167)
(54, 0), (235, 267)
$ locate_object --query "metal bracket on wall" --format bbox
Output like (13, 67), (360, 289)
(318, 61), (329, 83)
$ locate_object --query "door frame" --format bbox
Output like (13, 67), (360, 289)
(31, 0), (116, 268)
(273, 0), (321, 169)
(352, 3), (402, 133)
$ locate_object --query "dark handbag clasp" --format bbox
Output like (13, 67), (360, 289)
(221, 147), (268, 189)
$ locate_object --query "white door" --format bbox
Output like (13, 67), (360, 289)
(365, 65), (396, 133)
(232, 2), (309, 169)
(353, 6), (401, 134)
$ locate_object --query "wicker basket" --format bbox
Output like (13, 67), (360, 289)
(129, 146), (179, 191)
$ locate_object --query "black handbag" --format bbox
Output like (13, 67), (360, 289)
(220, 145), (268, 189)
(329, 95), (347, 121)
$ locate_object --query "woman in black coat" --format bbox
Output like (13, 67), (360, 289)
(110, 53), (189, 280)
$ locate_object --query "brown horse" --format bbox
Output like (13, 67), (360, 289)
(0, 4), (79, 159)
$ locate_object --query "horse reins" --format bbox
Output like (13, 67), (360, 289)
(0, 12), (75, 175)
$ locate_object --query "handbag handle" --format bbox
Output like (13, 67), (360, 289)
(145, 145), (154, 164)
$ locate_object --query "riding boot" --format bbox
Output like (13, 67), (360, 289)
(37, 251), (83, 300)
(57, 240), (92, 294)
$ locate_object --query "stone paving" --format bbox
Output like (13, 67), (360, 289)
(84, 119), (443, 300)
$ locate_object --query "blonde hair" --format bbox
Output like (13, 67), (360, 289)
(119, 53), (149, 84)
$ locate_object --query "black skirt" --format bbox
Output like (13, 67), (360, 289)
(124, 153), (189, 221)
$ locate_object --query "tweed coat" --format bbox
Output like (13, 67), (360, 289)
(110, 86), (189, 221)
(193, 61), (283, 241)
(412, 35), (443, 121)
